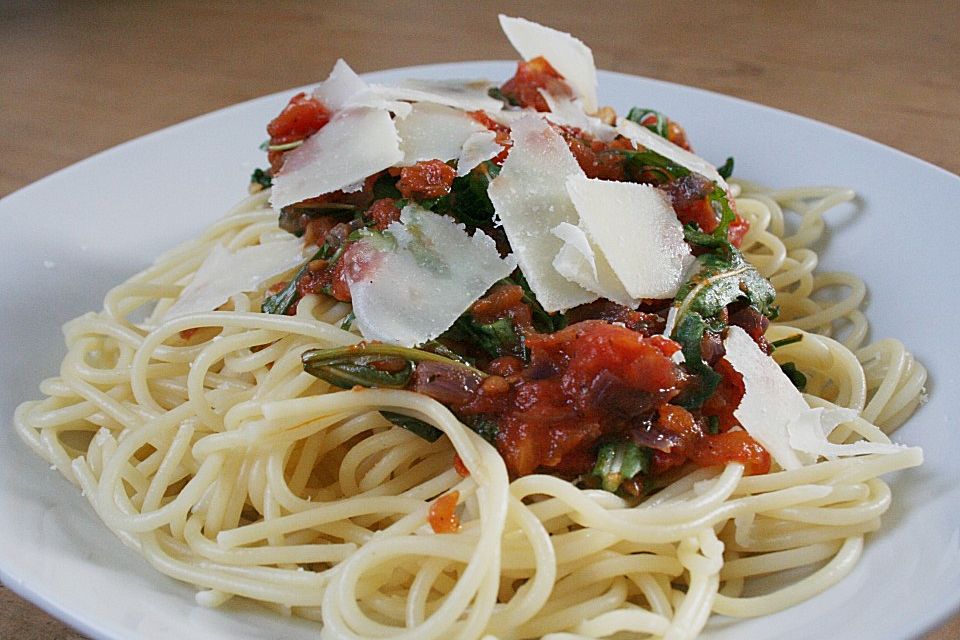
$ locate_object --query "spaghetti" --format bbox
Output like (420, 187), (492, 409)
(15, 183), (925, 639)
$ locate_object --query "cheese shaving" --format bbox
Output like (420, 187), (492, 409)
(487, 115), (596, 312)
(551, 222), (640, 308)
(616, 118), (728, 188)
(395, 103), (486, 166)
(270, 107), (402, 210)
(565, 176), (692, 299)
(348, 205), (516, 347)
(498, 15), (599, 113)
(164, 237), (306, 321)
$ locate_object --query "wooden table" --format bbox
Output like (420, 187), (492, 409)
(1, 1), (957, 638)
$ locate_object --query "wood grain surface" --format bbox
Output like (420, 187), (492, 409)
(1, 1), (958, 638)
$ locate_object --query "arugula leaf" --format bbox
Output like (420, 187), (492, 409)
(618, 149), (691, 185)
(462, 415), (498, 444)
(770, 334), (803, 349)
(626, 107), (669, 138)
(669, 244), (778, 408)
(302, 343), (485, 390)
(450, 314), (523, 359)
(674, 245), (778, 323)
(591, 441), (651, 493)
(780, 362), (807, 391)
(260, 247), (324, 315)
(339, 311), (356, 331)
(717, 157), (735, 180)
(673, 313), (723, 408)
(380, 411), (443, 442)
(488, 86), (520, 107)
(251, 168), (272, 189)
(449, 161), (501, 226)
(372, 173), (402, 199)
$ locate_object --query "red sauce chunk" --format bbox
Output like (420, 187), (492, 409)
(266, 92), (331, 173)
(499, 57), (572, 112)
(396, 160), (456, 200)
(690, 431), (771, 475)
(464, 321), (689, 477)
(428, 491), (461, 533)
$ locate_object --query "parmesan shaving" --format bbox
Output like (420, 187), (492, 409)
(348, 205), (516, 347)
(270, 107), (402, 210)
(540, 91), (617, 142)
(498, 15), (599, 113)
(395, 103), (486, 166)
(551, 222), (640, 308)
(312, 59), (369, 112)
(787, 407), (919, 458)
(565, 176), (692, 299)
(457, 130), (502, 177)
(722, 326), (810, 470)
(164, 237), (306, 321)
(487, 115), (596, 312)
(616, 118), (728, 188)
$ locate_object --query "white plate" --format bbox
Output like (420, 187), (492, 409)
(1, 62), (958, 640)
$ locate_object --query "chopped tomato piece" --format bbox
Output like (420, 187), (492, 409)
(396, 160), (456, 200)
(429, 491), (461, 533)
(691, 430), (771, 475)
(267, 92), (331, 144)
(499, 56), (572, 111)
(367, 198), (402, 231)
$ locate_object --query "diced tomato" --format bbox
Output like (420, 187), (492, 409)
(470, 283), (533, 329)
(666, 120), (691, 151)
(499, 56), (572, 111)
(396, 160), (456, 200)
(690, 430), (771, 475)
(701, 358), (745, 433)
(367, 198), (402, 231)
(428, 491), (461, 533)
(267, 92), (331, 144)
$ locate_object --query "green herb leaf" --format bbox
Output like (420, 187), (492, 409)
(380, 411), (443, 442)
(372, 173), (402, 200)
(302, 343), (485, 391)
(780, 362), (807, 391)
(717, 157), (735, 180)
(449, 161), (501, 226)
(673, 313), (723, 409)
(591, 441), (651, 493)
(462, 415), (498, 444)
(450, 315), (523, 359)
(488, 86), (520, 107)
(707, 415), (721, 435)
(251, 168), (273, 189)
(260, 248), (324, 315)
(626, 107), (669, 138)
(673, 245), (778, 324)
(340, 311), (356, 331)
(303, 352), (414, 389)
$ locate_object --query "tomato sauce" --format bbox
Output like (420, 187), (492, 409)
(499, 57), (572, 111)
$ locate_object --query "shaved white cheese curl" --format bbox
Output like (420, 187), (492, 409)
(499, 14), (599, 113)
(617, 118), (727, 188)
(364, 80), (504, 114)
(540, 91), (617, 142)
(565, 177), (692, 299)
(347, 205), (516, 347)
(270, 107), (402, 210)
(312, 59), (369, 111)
(788, 408), (919, 458)
(551, 222), (640, 308)
(457, 130), (502, 176)
(724, 326), (811, 469)
(395, 103), (487, 166)
(488, 115), (596, 312)
(164, 236), (306, 321)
